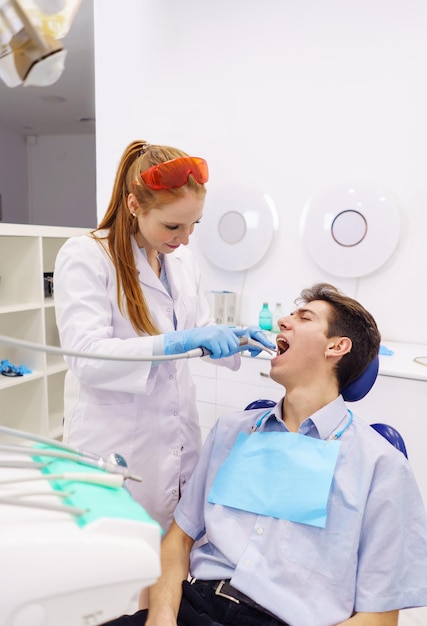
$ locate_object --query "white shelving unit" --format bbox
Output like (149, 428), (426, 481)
(0, 223), (89, 440)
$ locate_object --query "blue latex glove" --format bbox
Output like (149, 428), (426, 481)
(164, 326), (241, 359)
(232, 326), (276, 357)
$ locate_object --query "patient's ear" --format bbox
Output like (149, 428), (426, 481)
(326, 337), (352, 359)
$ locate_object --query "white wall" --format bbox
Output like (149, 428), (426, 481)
(94, 0), (427, 344)
(27, 134), (97, 227)
(0, 130), (96, 227)
(0, 126), (28, 223)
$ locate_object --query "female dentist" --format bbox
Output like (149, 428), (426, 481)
(54, 140), (274, 532)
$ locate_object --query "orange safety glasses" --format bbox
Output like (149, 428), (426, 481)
(140, 156), (209, 190)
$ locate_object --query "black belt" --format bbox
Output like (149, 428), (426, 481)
(189, 578), (287, 624)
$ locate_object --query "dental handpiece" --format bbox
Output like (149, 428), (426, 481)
(187, 336), (276, 358)
(237, 336), (277, 355)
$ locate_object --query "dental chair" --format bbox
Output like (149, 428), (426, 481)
(0, 431), (162, 626)
(244, 356), (409, 459)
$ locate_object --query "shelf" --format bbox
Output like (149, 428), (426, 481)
(0, 370), (44, 390)
(0, 379), (48, 436)
(0, 309), (44, 373)
(0, 236), (42, 308)
(0, 223), (89, 441)
(46, 362), (68, 375)
(0, 302), (41, 314)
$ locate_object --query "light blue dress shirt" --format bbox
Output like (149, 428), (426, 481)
(174, 396), (427, 626)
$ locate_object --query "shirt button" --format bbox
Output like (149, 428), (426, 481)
(174, 411), (178, 416)
(244, 559), (251, 567)
(169, 375), (174, 380)
(174, 450), (179, 456)
(166, 307), (172, 313)
(257, 527), (264, 535)
(172, 489), (178, 496)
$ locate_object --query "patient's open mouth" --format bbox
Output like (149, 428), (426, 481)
(276, 337), (289, 355)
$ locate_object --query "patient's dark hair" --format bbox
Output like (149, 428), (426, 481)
(297, 283), (381, 390)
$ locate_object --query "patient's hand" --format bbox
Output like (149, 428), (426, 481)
(138, 588), (148, 610)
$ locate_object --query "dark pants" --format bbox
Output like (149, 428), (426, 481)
(102, 580), (287, 626)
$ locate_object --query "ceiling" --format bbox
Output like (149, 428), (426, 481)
(0, 0), (95, 136)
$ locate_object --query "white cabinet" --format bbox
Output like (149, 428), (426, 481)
(215, 355), (282, 415)
(189, 354), (282, 441)
(352, 341), (427, 512)
(0, 223), (89, 440)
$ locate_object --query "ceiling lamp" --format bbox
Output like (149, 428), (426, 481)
(0, 0), (81, 87)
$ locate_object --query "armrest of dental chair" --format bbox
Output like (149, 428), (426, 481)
(244, 399), (277, 411)
(370, 423), (408, 459)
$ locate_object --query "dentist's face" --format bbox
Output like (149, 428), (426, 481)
(133, 189), (204, 254)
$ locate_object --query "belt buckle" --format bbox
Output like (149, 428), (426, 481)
(214, 580), (240, 604)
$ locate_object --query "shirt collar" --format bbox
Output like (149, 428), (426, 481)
(263, 395), (350, 440)
(309, 396), (350, 439)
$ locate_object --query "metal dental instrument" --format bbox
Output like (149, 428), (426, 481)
(0, 443), (118, 469)
(0, 471), (125, 488)
(0, 426), (142, 482)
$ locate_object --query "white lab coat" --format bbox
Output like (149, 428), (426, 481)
(54, 232), (240, 532)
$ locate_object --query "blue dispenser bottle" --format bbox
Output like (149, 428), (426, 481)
(258, 302), (273, 331)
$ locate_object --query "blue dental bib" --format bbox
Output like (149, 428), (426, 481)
(208, 412), (352, 527)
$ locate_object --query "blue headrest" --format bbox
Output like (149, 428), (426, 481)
(341, 355), (379, 402)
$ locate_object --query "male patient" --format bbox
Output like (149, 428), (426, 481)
(105, 283), (427, 626)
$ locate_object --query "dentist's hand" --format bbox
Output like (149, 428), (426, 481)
(163, 326), (241, 359)
(232, 326), (276, 357)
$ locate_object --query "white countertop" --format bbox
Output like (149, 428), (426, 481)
(378, 341), (427, 382)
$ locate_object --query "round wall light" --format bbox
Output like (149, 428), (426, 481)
(198, 186), (279, 271)
(300, 183), (401, 277)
